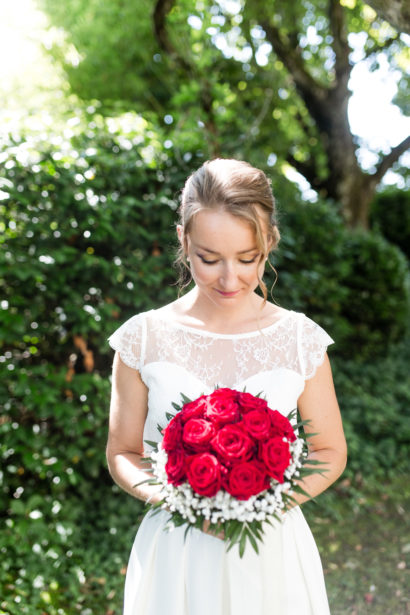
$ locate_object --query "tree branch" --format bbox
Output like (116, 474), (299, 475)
(260, 20), (328, 103)
(153, 0), (192, 72)
(373, 135), (410, 181)
(152, 0), (220, 154)
(285, 152), (334, 196)
(328, 0), (352, 86)
(261, 18), (336, 138)
(364, 34), (399, 59)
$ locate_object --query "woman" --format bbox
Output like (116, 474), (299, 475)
(107, 158), (347, 614)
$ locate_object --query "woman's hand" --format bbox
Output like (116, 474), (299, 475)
(202, 519), (225, 540)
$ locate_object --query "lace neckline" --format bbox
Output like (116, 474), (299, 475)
(149, 309), (294, 340)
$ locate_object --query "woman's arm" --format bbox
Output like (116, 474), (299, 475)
(290, 353), (347, 507)
(106, 352), (163, 504)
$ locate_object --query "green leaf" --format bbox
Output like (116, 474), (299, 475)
(144, 440), (158, 449)
(239, 530), (247, 558)
(304, 459), (328, 466)
(292, 484), (312, 499)
(247, 527), (259, 554)
(183, 524), (192, 542)
(225, 521), (242, 542)
(132, 477), (159, 488)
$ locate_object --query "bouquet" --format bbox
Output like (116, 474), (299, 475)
(139, 387), (324, 557)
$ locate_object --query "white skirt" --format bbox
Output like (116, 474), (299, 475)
(123, 507), (330, 615)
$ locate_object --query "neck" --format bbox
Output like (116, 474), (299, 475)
(180, 287), (265, 328)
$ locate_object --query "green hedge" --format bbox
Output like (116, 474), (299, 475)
(370, 188), (410, 260)
(272, 197), (410, 359)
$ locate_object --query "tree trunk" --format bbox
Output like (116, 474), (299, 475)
(258, 0), (409, 228)
(318, 87), (378, 228)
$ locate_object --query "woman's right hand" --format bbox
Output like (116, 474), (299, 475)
(202, 519), (225, 540)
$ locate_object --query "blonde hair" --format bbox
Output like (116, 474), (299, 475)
(175, 158), (280, 301)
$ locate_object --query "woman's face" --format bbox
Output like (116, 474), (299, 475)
(179, 209), (268, 307)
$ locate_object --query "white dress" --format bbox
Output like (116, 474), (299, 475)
(108, 308), (334, 615)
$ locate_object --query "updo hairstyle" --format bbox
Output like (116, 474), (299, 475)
(176, 158), (280, 301)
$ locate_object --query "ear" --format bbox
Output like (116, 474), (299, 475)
(176, 224), (183, 244)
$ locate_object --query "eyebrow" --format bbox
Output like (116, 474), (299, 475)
(195, 245), (259, 255)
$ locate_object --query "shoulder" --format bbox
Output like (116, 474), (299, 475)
(107, 309), (156, 370)
(108, 309), (153, 337)
(295, 312), (333, 340)
(293, 312), (334, 379)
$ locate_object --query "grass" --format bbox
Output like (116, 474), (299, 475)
(305, 476), (410, 615)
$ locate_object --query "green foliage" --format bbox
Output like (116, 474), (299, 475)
(0, 123), (186, 362)
(333, 338), (410, 482)
(37, 0), (409, 191)
(272, 197), (351, 340)
(338, 230), (410, 357)
(370, 188), (410, 259)
(37, 0), (172, 113)
(0, 121), (189, 613)
(0, 481), (143, 614)
(269, 198), (410, 359)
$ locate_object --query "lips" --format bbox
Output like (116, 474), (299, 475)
(215, 289), (240, 297)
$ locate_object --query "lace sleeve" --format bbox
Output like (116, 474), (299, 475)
(298, 314), (334, 380)
(107, 313), (146, 370)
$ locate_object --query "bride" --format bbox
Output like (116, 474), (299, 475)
(107, 158), (347, 614)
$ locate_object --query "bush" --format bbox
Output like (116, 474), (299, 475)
(333, 336), (410, 482)
(272, 197), (351, 343)
(339, 230), (410, 359)
(0, 125), (193, 614)
(269, 198), (410, 359)
(370, 188), (410, 259)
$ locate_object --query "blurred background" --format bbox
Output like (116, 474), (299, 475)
(1, 0), (409, 613)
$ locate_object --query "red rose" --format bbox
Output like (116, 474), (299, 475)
(205, 388), (240, 425)
(165, 448), (186, 486)
(268, 410), (297, 442)
(180, 395), (208, 423)
(241, 409), (272, 441)
(211, 424), (255, 466)
(259, 436), (291, 483)
(182, 418), (215, 452)
(162, 414), (183, 453)
(223, 460), (270, 500)
(236, 391), (268, 414)
(186, 452), (222, 497)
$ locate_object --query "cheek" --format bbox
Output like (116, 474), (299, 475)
(257, 260), (265, 279)
(190, 261), (216, 283)
(246, 262), (262, 280)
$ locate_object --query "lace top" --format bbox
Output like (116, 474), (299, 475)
(108, 309), (333, 385)
(108, 309), (334, 449)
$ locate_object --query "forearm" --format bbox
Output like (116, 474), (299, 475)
(288, 447), (347, 508)
(107, 450), (163, 504)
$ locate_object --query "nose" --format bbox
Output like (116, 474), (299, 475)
(219, 262), (239, 290)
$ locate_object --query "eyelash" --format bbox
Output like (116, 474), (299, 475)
(198, 255), (258, 265)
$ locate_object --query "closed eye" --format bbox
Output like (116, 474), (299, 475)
(198, 255), (259, 265)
